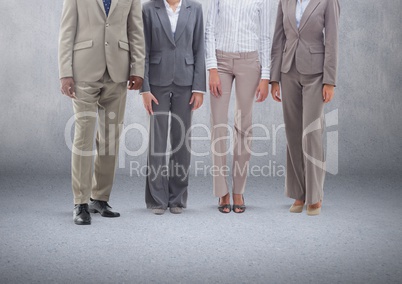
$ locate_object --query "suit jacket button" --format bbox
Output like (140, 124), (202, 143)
(105, 42), (108, 46)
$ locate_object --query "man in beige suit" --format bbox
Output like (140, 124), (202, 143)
(59, 0), (145, 225)
(270, 0), (340, 215)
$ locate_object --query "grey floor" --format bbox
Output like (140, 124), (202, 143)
(0, 174), (401, 284)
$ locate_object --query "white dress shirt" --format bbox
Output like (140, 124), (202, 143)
(296, 0), (311, 28)
(205, 0), (271, 80)
(163, 0), (182, 36)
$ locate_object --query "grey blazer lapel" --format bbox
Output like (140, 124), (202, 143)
(96, 0), (107, 18)
(287, 0), (298, 34)
(155, 0), (176, 46)
(174, 0), (191, 42)
(299, 0), (321, 31)
(108, 0), (120, 18)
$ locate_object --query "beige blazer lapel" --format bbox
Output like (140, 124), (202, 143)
(96, 0), (107, 18)
(174, 0), (191, 42)
(287, 0), (298, 34)
(108, 0), (120, 18)
(299, 0), (321, 31)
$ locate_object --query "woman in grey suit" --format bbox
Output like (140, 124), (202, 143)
(140, 0), (206, 215)
(270, 0), (340, 215)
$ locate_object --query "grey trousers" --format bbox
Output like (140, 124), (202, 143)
(72, 70), (127, 204)
(281, 62), (326, 205)
(145, 84), (193, 209)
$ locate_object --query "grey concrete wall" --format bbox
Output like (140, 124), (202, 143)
(0, 0), (401, 176)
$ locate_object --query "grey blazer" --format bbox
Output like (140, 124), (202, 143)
(270, 0), (340, 86)
(141, 0), (206, 93)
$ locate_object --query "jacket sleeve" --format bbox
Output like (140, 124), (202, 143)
(192, 4), (207, 92)
(270, 0), (285, 83)
(323, 0), (340, 86)
(58, 0), (77, 79)
(140, 7), (151, 93)
(128, 0), (146, 79)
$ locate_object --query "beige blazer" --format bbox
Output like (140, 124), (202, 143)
(271, 0), (340, 86)
(58, 0), (145, 83)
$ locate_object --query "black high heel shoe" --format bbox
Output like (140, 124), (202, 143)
(232, 196), (246, 213)
(218, 198), (231, 213)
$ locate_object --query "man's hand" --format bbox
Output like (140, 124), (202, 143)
(60, 77), (76, 99)
(209, 69), (222, 97)
(189, 92), (204, 111)
(255, 79), (269, 102)
(128, 76), (143, 90)
(142, 92), (159, 115)
(271, 82), (281, 102)
(323, 84), (335, 103)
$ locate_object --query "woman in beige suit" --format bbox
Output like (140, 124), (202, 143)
(270, 0), (340, 215)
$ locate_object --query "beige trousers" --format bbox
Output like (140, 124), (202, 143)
(210, 50), (261, 197)
(72, 70), (127, 204)
(281, 62), (325, 205)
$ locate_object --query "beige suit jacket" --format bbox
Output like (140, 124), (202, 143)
(59, 0), (145, 83)
(271, 0), (340, 86)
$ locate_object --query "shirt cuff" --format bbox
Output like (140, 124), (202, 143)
(192, 90), (205, 94)
(206, 57), (218, 70)
(261, 68), (270, 80)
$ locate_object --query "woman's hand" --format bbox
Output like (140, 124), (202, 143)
(256, 79), (269, 102)
(209, 69), (222, 97)
(323, 84), (335, 103)
(271, 82), (281, 102)
(190, 92), (204, 111)
(142, 92), (159, 115)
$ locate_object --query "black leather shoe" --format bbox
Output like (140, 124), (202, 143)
(73, 204), (91, 225)
(88, 198), (120, 217)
